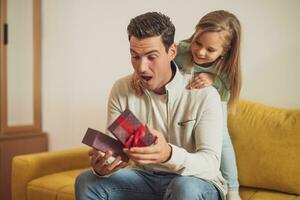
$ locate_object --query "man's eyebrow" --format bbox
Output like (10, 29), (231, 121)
(145, 50), (159, 55)
(130, 49), (138, 54)
(130, 49), (159, 55)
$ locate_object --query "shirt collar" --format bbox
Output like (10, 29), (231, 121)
(140, 61), (187, 102)
(165, 61), (187, 101)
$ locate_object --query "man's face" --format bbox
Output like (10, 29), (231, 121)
(130, 36), (176, 94)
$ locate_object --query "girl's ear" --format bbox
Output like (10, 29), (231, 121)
(222, 45), (231, 55)
(168, 43), (177, 60)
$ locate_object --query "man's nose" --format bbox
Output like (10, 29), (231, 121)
(136, 58), (149, 73)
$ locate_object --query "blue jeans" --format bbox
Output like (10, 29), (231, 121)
(75, 169), (221, 200)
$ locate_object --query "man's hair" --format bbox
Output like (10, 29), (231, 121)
(127, 12), (175, 52)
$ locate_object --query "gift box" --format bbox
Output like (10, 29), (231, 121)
(108, 109), (156, 148)
(82, 128), (129, 162)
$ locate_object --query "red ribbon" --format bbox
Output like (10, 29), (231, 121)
(116, 116), (146, 148)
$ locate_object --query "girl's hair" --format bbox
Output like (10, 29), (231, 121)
(186, 10), (242, 112)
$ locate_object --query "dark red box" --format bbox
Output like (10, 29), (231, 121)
(82, 128), (129, 162)
(108, 109), (156, 148)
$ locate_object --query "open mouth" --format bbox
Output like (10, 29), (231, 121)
(140, 75), (152, 82)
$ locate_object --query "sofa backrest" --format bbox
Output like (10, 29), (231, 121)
(228, 100), (300, 195)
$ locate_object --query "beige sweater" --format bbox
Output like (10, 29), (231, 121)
(106, 64), (227, 199)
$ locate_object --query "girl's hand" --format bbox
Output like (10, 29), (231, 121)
(131, 72), (143, 96)
(124, 125), (172, 165)
(188, 72), (214, 89)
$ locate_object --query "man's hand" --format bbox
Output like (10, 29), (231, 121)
(131, 72), (143, 96)
(188, 72), (214, 89)
(124, 125), (172, 165)
(89, 148), (128, 176)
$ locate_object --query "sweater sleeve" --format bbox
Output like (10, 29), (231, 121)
(212, 75), (230, 102)
(174, 41), (191, 71)
(162, 89), (223, 179)
(105, 78), (128, 136)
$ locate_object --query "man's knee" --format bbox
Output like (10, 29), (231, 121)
(75, 170), (92, 190)
(164, 176), (220, 200)
(75, 170), (107, 199)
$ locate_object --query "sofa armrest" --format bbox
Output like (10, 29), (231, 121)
(12, 147), (90, 200)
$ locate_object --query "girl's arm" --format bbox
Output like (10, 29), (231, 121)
(131, 72), (143, 96)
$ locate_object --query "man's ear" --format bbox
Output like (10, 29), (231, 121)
(168, 43), (177, 60)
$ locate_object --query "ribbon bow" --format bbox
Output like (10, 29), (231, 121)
(116, 116), (146, 148)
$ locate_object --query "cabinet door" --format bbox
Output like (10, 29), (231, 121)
(0, 134), (47, 200)
(0, 0), (41, 134)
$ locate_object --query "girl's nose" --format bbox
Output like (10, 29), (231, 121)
(198, 48), (206, 57)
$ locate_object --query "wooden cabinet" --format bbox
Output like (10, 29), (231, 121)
(0, 133), (47, 200)
(0, 0), (48, 199)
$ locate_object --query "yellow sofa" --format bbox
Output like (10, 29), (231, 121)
(12, 100), (300, 200)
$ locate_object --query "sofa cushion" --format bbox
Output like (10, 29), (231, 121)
(27, 167), (299, 200)
(240, 187), (299, 200)
(27, 168), (87, 200)
(57, 185), (75, 200)
(228, 100), (300, 195)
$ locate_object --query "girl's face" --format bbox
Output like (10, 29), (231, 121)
(190, 31), (226, 65)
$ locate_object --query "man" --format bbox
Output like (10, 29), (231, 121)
(75, 12), (226, 200)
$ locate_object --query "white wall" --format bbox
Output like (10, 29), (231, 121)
(42, 0), (300, 151)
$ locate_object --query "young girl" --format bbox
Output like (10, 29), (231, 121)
(132, 10), (242, 200)
(175, 10), (242, 200)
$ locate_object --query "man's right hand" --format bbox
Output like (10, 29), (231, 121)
(89, 148), (128, 176)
